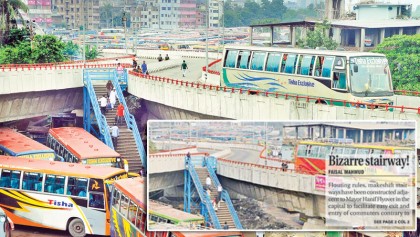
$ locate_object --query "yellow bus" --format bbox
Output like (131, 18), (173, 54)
(0, 155), (130, 237)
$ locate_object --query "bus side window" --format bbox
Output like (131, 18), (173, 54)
(22, 172), (43, 191)
(300, 55), (314, 76)
(321, 56), (334, 78)
(11, 171), (21, 189)
(265, 53), (281, 72)
(297, 145), (307, 156)
(0, 170), (11, 188)
(89, 193), (105, 209)
(237, 51), (250, 69)
(284, 54), (297, 74)
(296, 55), (303, 74)
(280, 54), (288, 72)
(112, 189), (120, 208)
(224, 50), (238, 68)
(250, 52), (266, 71)
(314, 56), (323, 76)
(120, 194), (129, 216)
(332, 72), (347, 90)
(128, 201), (137, 224)
(68, 177), (86, 196)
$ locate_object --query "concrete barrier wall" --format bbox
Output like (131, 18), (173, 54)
(0, 68), (84, 95)
(128, 74), (420, 145)
(149, 156), (185, 174)
(149, 171), (184, 192)
(105, 49), (221, 59)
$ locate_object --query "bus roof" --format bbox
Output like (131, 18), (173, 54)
(0, 155), (126, 179)
(49, 127), (120, 159)
(298, 141), (414, 150)
(0, 128), (54, 156)
(171, 232), (243, 237)
(114, 177), (146, 210)
(224, 44), (385, 57)
(149, 200), (204, 222)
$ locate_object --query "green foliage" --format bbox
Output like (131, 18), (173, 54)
(297, 20), (338, 50)
(84, 45), (102, 60)
(373, 34), (420, 91)
(0, 34), (68, 64)
(1, 0), (29, 44)
(282, 3), (323, 21)
(223, 0), (286, 27)
(5, 28), (30, 46)
(63, 41), (80, 59)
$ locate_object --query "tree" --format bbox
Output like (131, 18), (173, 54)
(63, 41), (80, 60)
(0, 34), (68, 64)
(84, 45), (102, 60)
(298, 20), (338, 50)
(0, 0), (29, 44)
(373, 34), (420, 91)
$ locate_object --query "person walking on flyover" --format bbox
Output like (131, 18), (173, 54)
(205, 175), (212, 191)
(109, 88), (117, 109)
(110, 123), (119, 148)
(141, 61), (148, 76)
(99, 95), (107, 115)
(106, 80), (113, 96)
(116, 103), (124, 125)
(181, 60), (188, 77)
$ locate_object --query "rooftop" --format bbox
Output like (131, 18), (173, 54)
(251, 20), (420, 29)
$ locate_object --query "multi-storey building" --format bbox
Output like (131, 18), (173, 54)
(179, 0), (197, 28)
(130, 5), (142, 32)
(140, 0), (160, 29)
(159, 0), (180, 29)
(27, 0), (53, 28)
(52, 0), (100, 30)
(208, 0), (222, 28)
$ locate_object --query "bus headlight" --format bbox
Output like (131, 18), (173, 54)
(117, 158), (121, 162)
(0, 216), (5, 222)
(82, 160), (87, 164)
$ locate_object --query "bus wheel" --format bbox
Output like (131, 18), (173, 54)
(68, 218), (86, 237)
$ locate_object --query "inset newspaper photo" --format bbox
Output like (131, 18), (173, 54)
(147, 120), (416, 231)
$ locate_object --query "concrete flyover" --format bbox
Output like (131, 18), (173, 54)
(127, 72), (420, 146)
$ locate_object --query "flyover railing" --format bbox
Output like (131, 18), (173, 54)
(186, 159), (221, 229)
(128, 70), (420, 114)
(111, 69), (146, 168)
(83, 69), (114, 149)
(206, 163), (243, 229)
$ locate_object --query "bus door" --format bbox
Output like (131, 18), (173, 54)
(87, 178), (107, 232)
(332, 57), (347, 90)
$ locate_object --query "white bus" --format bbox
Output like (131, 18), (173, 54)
(221, 45), (394, 107)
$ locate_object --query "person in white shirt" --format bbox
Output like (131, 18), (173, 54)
(109, 88), (117, 109)
(217, 184), (223, 206)
(205, 175), (212, 191)
(110, 123), (119, 148)
(99, 95), (107, 115)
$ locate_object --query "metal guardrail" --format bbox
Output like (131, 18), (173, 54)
(206, 164), (243, 229)
(83, 69), (114, 149)
(186, 159), (221, 229)
(111, 69), (146, 168)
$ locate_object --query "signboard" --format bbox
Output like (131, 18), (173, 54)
(315, 175), (325, 191)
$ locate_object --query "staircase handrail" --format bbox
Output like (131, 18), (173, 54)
(221, 190), (243, 229)
(112, 69), (146, 168)
(83, 70), (114, 149)
(206, 164), (243, 229)
(186, 159), (221, 229)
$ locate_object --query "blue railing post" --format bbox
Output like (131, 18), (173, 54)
(111, 69), (146, 168)
(83, 69), (114, 149)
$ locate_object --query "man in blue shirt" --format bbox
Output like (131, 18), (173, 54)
(141, 61), (148, 76)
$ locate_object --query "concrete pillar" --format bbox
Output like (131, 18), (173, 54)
(333, 28), (341, 44)
(360, 28), (365, 52)
(371, 131), (375, 143)
(399, 27), (404, 35)
(382, 130), (386, 142)
(249, 27), (253, 45)
(417, 27), (420, 34)
(295, 127), (298, 139)
(343, 129), (346, 139)
(360, 130), (363, 143)
(301, 27), (307, 41)
(291, 26), (296, 47)
(379, 28), (385, 45)
(355, 29), (360, 47)
(392, 131), (396, 140)
(270, 26), (273, 46)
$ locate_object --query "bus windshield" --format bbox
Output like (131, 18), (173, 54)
(349, 56), (393, 97)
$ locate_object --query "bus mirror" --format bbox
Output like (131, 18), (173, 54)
(354, 64), (358, 73)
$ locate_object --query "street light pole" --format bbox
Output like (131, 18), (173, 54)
(205, 0), (209, 81)
(122, 12), (128, 55)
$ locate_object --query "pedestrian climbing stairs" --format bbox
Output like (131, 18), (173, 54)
(184, 156), (243, 229)
(83, 68), (146, 173)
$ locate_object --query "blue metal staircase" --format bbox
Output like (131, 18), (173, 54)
(184, 156), (242, 229)
(83, 68), (146, 172)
